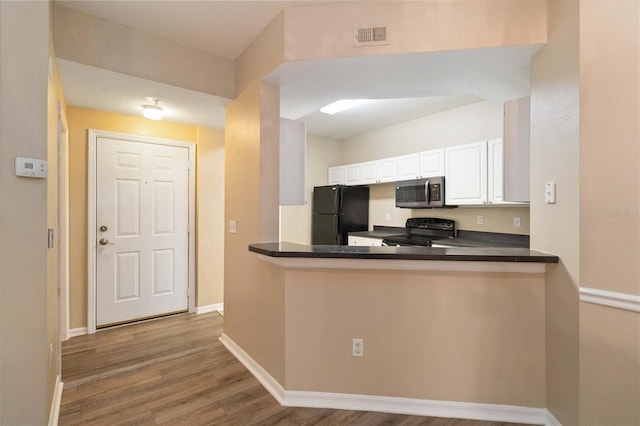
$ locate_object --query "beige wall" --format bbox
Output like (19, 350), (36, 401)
(280, 134), (341, 244)
(196, 127), (225, 307)
(340, 101), (502, 163)
(530, 0), (580, 423)
(0, 1), (60, 423)
(67, 107), (224, 329)
(235, 11), (284, 97)
(369, 183), (531, 234)
(283, 1), (547, 62)
(54, 5), (234, 99)
(228, 0), (548, 398)
(578, 1), (640, 424)
(224, 81), (285, 383)
(284, 268), (546, 406)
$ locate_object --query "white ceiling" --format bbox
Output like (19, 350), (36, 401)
(55, 1), (542, 139)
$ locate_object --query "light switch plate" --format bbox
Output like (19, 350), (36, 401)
(229, 220), (237, 234)
(545, 182), (556, 204)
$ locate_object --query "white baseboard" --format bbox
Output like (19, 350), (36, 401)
(219, 333), (551, 425)
(219, 333), (285, 404)
(545, 409), (562, 426)
(196, 303), (224, 315)
(68, 327), (87, 338)
(48, 374), (64, 426)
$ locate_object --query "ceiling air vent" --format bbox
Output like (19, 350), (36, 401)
(353, 26), (390, 47)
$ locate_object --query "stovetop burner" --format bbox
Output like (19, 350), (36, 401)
(382, 218), (456, 247)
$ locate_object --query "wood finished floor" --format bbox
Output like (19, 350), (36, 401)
(60, 312), (528, 426)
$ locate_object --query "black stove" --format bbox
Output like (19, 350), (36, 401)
(382, 218), (456, 247)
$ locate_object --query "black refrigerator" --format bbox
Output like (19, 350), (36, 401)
(312, 185), (369, 245)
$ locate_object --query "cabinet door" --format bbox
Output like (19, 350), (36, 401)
(419, 148), (445, 177)
(377, 158), (398, 183)
(328, 166), (345, 185)
(348, 236), (383, 246)
(396, 154), (420, 180)
(344, 163), (363, 185)
(445, 141), (487, 205)
(361, 161), (378, 184)
(487, 139), (503, 204)
(503, 96), (530, 202)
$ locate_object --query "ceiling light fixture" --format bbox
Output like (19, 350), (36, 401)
(142, 98), (163, 120)
(320, 99), (370, 115)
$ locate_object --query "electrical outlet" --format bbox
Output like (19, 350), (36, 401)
(513, 216), (521, 227)
(352, 338), (364, 357)
(385, 212), (391, 221)
(477, 215), (484, 225)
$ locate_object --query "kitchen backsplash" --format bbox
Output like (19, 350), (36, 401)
(369, 183), (530, 234)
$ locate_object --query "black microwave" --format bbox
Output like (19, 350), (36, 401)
(395, 176), (455, 209)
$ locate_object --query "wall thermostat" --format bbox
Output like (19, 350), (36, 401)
(15, 157), (48, 178)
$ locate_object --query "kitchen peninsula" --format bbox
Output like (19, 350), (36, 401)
(224, 242), (559, 424)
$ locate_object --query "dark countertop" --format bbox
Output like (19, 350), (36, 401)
(249, 242), (559, 263)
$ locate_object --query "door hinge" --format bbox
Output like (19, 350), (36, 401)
(48, 228), (55, 249)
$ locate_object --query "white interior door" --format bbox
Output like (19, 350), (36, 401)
(96, 137), (189, 327)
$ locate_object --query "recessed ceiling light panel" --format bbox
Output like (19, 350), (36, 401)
(320, 99), (370, 115)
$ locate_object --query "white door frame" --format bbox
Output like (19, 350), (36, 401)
(87, 129), (196, 334)
(58, 102), (70, 342)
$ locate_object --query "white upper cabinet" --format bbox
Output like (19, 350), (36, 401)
(361, 161), (378, 184)
(327, 136), (528, 207)
(445, 141), (488, 205)
(419, 148), (445, 177)
(376, 157), (398, 183)
(397, 149), (445, 181)
(396, 153), (421, 180)
(280, 118), (306, 205)
(487, 139), (504, 204)
(503, 96), (530, 202)
(328, 166), (345, 185)
(344, 163), (363, 185)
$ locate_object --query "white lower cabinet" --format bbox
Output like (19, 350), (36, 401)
(348, 235), (383, 246)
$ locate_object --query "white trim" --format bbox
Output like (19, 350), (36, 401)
(48, 374), (63, 426)
(68, 327), (88, 338)
(87, 130), (197, 334)
(545, 409), (563, 426)
(219, 333), (285, 405)
(580, 287), (640, 313)
(219, 333), (549, 425)
(258, 255), (546, 274)
(196, 303), (224, 314)
(57, 101), (70, 343)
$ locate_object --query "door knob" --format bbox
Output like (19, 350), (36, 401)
(99, 238), (111, 246)
(99, 225), (108, 232)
